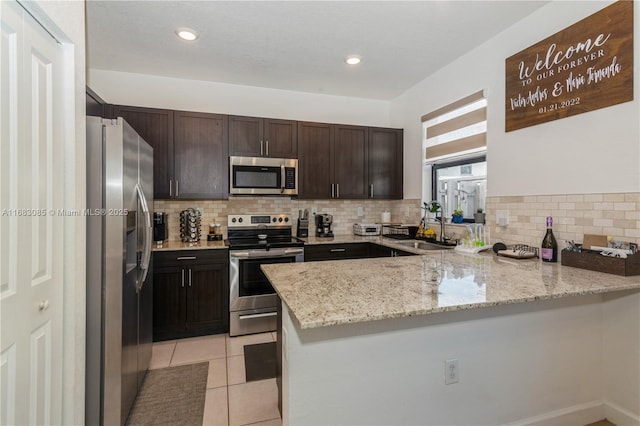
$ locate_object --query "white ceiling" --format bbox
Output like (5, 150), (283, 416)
(86, 1), (549, 100)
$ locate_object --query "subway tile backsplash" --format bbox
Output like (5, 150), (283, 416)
(154, 198), (421, 241)
(155, 192), (640, 250)
(486, 192), (640, 249)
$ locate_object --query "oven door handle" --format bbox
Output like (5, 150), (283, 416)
(239, 312), (278, 320)
(230, 247), (304, 259)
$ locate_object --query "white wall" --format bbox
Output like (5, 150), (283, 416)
(88, 69), (390, 127)
(602, 291), (640, 425)
(27, 0), (87, 424)
(283, 295), (620, 425)
(391, 0), (640, 199)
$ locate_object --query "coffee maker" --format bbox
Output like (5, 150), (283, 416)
(315, 213), (334, 238)
(297, 209), (309, 238)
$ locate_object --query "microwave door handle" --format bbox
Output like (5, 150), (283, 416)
(281, 164), (285, 193)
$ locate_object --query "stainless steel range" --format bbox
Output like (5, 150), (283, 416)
(227, 213), (304, 336)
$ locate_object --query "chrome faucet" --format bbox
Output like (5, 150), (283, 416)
(425, 201), (446, 243)
(437, 215), (446, 243)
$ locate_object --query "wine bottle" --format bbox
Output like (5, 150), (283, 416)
(541, 216), (558, 262)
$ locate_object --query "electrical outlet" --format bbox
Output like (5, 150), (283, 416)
(197, 207), (204, 217)
(311, 206), (317, 216)
(496, 210), (509, 227)
(445, 359), (459, 385)
(357, 206), (364, 217)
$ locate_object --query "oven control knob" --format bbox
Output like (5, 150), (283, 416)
(278, 217), (283, 222)
(231, 217), (236, 223)
(284, 217), (289, 222)
(238, 218), (243, 223)
(272, 218), (277, 223)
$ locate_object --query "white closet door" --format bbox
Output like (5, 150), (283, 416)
(1, 1), (65, 424)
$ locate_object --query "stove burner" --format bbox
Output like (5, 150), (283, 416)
(227, 213), (304, 250)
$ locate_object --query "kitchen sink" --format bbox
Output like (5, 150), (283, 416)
(393, 240), (456, 250)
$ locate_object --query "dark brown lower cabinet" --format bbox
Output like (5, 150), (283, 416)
(305, 242), (415, 261)
(152, 249), (229, 341)
(368, 243), (414, 258)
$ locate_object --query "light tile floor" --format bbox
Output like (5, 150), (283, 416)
(149, 332), (281, 426)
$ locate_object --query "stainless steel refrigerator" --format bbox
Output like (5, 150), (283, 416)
(86, 117), (154, 426)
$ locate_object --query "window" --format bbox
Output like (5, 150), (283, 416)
(422, 90), (487, 221)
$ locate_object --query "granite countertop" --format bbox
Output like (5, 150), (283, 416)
(152, 240), (227, 251)
(261, 246), (640, 330)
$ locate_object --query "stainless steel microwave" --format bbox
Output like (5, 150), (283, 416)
(229, 156), (298, 195)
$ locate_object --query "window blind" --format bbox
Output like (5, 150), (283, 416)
(422, 90), (487, 162)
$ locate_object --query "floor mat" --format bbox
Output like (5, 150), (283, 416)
(125, 362), (208, 426)
(244, 341), (277, 382)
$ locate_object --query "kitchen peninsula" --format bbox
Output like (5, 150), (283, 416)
(262, 246), (640, 425)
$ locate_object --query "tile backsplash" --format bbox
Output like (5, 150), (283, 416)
(486, 192), (640, 249)
(155, 192), (640, 250)
(154, 197), (421, 241)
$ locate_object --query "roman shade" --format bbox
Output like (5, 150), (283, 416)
(422, 90), (487, 161)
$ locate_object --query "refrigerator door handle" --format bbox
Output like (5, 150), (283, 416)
(136, 183), (152, 290)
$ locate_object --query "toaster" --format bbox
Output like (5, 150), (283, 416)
(353, 223), (381, 236)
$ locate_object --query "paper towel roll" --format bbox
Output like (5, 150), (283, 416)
(381, 212), (391, 223)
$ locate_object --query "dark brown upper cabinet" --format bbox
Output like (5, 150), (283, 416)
(113, 105), (174, 199)
(332, 125), (369, 199)
(298, 122), (402, 200)
(114, 106), (229, 199)
(174, 111), (229, 199)
(229, 116), (297, 158)
(368, 127), (403, 199)
(86, 87), (113, 118)
(297, 122), (333, 199)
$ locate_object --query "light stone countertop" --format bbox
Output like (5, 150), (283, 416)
(261, 244), (640, 330)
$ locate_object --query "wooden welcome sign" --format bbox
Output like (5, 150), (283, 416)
(505, 1), (633, 132)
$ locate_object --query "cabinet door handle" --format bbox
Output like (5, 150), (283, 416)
(336, 183), (340, 198)
(266, 140), (269, 157)
(331, 184), (335, 198)
(370, 184), (374, 198)
(330, 248), (346, 253)
(181, 269), (185, 288)
(177, 256), (197, 260)
(176, 180), (179, 197)
(260, 140), (264, 156)
(188, 268), (192, 287)
(169, 179), (173, 197)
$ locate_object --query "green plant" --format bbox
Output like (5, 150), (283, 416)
(453, 209), (464, 217)
(476, 208), (483, 214)
(428, 201), (441, 213)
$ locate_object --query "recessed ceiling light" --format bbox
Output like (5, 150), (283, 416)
(345, 55), (361, 65)
(176, 28), (198, 41)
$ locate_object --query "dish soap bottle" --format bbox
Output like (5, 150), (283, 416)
(417, 218), (425, 239)
(541, 216), (558, 262)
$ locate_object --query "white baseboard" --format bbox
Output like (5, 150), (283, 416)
(509, 400), (640, 426)
(508, 400), (605, 426)
(604, 400), (640, 426)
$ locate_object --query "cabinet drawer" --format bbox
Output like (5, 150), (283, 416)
(154, 249), (228, 266)
(305, 243), (370, 261)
